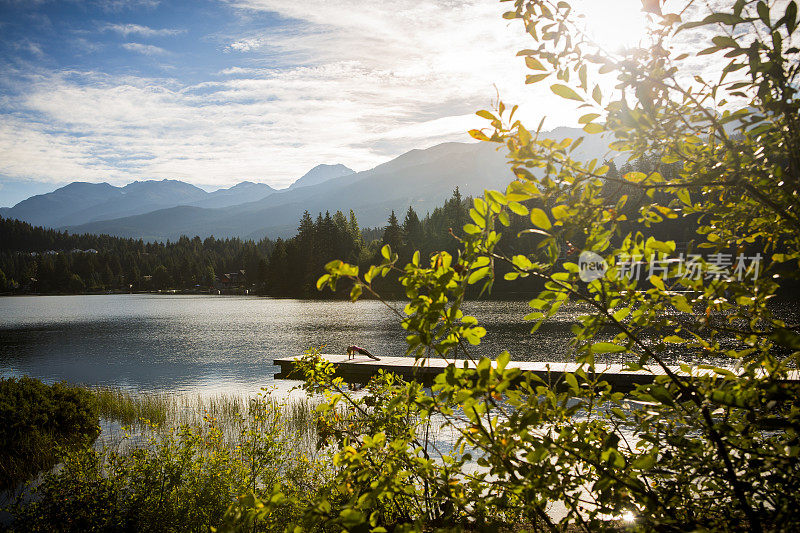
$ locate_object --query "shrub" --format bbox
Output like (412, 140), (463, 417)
(295, 0), (800, 531)
(0, 377), (99, 493)
(8, 391), (333, 532)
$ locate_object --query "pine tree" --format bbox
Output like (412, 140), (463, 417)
(402, 206), (423, 253)
(381, 211), (404, 252)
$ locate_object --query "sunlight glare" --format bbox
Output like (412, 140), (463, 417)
(574, 0), (650, 52)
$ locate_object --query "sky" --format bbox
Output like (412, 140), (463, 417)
(0, 0), (655, 206)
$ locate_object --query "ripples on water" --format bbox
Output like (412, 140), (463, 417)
(0, 294), (795, 395)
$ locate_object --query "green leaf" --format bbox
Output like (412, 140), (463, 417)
(583, 123), (604, 134)
(592, 85), (602, 104)
(632, 454), (656, 471)
(613, 307), (630, 321)
(340, 509), (366, 528)
(518, 229), (551, 238)
(525, 56), (546, 70)
(578, 113), (600, 124)
(497, 351), (510, 371)
(770, 328), (800, 350)
(508, 201), (529, 216)
(498, 211), (510, 226)
(512, 254), (533, 270)
(551, 205), (569, 220)
(518, 124), (531, 145)
(464, 223), (482, 234)
(649, 275), (665, 291)
(649, 386), (675, 406)
(486, 189), (507, 205)
(672, 296), (693, 313)
(468, 267), (491, 284)
(530, 208), (552, 229)
(364, 266), (376, 284)
(712, 35), (739, 48)
(564, 372), (579, 393)
(591, 342), (626, 353)
(526, 73), (550, 84)
(550, 84), (584, 101)
(758, 1), (770, 26)
(784, 1), (798, 33)
(349, 283), (362, 302)
(470, 209), (486, 228)
(325, 259), (343, 271)
(469, 129), (490, 141)
(679, 12), (745, 32)
(625, 171), (647, 183)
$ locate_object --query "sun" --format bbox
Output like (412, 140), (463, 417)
(573, 0), (651, 52)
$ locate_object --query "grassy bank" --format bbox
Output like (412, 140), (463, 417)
(90, 386), (320, 437)
(5, 386), (334, 532)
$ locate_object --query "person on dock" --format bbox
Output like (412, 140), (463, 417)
(347, 345), (380, 361)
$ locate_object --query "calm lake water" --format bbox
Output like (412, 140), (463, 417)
(2, 294), (794, 395)
(0, 294), (577, 395)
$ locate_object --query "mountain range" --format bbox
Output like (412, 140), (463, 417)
(0, 127), (616, 241)
(0, 164), (354, 230)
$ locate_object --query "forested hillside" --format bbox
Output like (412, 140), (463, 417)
(0, 218), (272, 294)
(0, 189), (484, 297)
(0, 152), (705, 298)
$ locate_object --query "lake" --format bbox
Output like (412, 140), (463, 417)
(0, 294), (579, 395)
(2, 294), (792, 396)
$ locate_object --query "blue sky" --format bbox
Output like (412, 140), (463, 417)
(0, 0), (654, 206)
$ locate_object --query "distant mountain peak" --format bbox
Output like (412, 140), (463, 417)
(58, 181), (116, 191)
(188, 181), (276, 208)
(223, 181), (270, 191)
(288, 163), (355, 190)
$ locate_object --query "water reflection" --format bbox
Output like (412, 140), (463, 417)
(0, 294), (794, 395)
(0, 295), (554, 394)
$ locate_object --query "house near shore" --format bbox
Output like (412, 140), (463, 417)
(219, 270), (247, 289)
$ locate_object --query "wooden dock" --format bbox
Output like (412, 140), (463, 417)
(274, 354), (800, 392)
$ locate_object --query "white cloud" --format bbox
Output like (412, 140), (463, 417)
(6, 0), (747, 191)
(2, 63), (494, 188)
(225, 37), (268, 53)
(122, 42), (168, 55)
(219, 0), (579, 126)
(96, 0), (160, 12)
(217, 66), (265, 75)
(13, 39), (45, 58)
(102, 23), (184, 37)
(72, 37), (104, 54)
(4, 0), (569, 190)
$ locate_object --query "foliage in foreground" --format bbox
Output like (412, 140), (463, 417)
(237, 1), (800, 531)
(0, 377), (99, 493)
(7, 391), (332, 533)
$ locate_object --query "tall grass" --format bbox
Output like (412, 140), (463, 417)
(89, 386), (322, 447)
(92, 387), (175, 426)
(11, 388), (334, 532)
